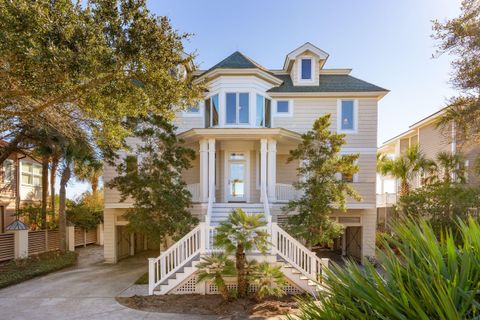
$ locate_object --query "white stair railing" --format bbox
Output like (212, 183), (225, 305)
(271, 223), (329, 283)
(148, 222), (205, 295)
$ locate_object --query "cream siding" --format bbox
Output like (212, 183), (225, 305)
(419, 123), (451, 159)
(276, 155), (298, 184)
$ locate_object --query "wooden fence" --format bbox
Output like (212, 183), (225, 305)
(28, 229), (61, 256)
(74, 227), (97, 247)
(0, 233), (14, 262)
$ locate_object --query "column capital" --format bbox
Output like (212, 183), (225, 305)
(199, 139), (208, 152)
(267, 139), (277, 151)
(208, 138), (215, 151)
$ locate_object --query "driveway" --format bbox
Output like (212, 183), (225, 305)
(0, 246), (216, 320)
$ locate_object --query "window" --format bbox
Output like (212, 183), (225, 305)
(338, 100), (357, 132)
(3, 160), (13, 183)
(256, 94), (264, 127)
(301, 58), (312, 80)
(21, 162), (42, 186)
(341, 172), (354, 183)
(277, 100), (290, 113)
(185, 104), (200, 113)
(265, 98), (271, 128)
(204, 94), (219, 128)
(229, 153), (245, 160)
(226, 93), (249, 124)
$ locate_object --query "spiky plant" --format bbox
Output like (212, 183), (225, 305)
(250, 262), (287, 301)
(214, 208), (270, 298)
(292, 218), (480, 320)
(196, 253), (236, 301)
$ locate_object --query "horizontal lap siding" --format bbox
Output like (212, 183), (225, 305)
(349, 154), (376, 207)
(276, 155), (298, 184)
(419, 123), (451, 160)
(174, 115), (203, 134)
(183, 153), (200, 185)
(0, 233), (14, 261)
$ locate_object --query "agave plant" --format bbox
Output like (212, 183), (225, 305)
(214, 208), (270, 298)
(293, 218), (480, 320)
(196, 253), (236, 301)
(250, 262), (287, 301)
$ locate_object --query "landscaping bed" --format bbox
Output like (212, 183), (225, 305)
(0, 250), (78, 289)
(117, 294), (301, 319)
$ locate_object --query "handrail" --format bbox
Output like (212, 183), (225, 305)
(271, 223), (328, 284)
(148, 223), (204, 295)
(262, 187), (271, 225)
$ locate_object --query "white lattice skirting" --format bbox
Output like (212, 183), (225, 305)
(171, 274), (304, 295)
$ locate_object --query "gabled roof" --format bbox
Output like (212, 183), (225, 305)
(268, 74), (388, 93)
(203, 51), (270, 74)
(283, 42), (329, 71)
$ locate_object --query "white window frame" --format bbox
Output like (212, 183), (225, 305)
(225, 92), (250, 125)
(337, 99), (358, 134)
(182, 101), (204, 117)
(21, 161), (42, 187)
(274, 99), (294, 117)
(297, 55), (315, 84)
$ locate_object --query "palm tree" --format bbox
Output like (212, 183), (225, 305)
(377, 144), (435, 196)
(214, 208), (270, 298)
(434, 151), (466, 184)
(250, 262), (287, 301)
(196, 254), (236, 301)
(74, 159), (103, 196)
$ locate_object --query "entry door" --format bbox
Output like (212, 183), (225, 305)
(227, 153), (247, 202)
(116, 226), (131, 260)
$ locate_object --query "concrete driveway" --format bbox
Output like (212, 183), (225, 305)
(0, 246), (216, 320)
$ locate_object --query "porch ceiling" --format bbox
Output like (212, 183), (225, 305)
(177, 128), (302, 144)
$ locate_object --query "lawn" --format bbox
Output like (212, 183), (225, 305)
(0, 250), (78, 289)
(135, 272), (148, 284)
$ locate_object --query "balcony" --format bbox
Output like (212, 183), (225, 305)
(376, 193), (397, 207)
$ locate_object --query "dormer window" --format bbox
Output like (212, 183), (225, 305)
(301, 58), (312, 80)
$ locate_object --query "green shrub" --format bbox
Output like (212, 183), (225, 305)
(292, 218), (480, 320)
(0, 251), (78, 289)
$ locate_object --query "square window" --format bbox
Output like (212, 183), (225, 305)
(277, 100), (289, 113)
(301, 59), (312, 80)
(186, 105), (199, 113)
(341, 100), (355, 130)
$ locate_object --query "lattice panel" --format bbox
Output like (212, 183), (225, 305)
(284, 282), (303, 295)
(172, 276), (197, 294)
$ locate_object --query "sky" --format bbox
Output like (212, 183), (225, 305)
(67, 0), (461, 198)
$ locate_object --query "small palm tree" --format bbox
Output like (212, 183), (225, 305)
(434, 151), (466, 184)
(74, 159), (103, 196)
(377, 144), (435, 196)
(196, 254), (236, 301)
(214, 208), (270, 298)
(250, 262), (287, 301)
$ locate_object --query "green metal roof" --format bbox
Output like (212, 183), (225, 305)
(267, 74), (388, 93)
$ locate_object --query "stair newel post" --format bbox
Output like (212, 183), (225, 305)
(148, 258), (155, 295)
(270, 223), (278, 255)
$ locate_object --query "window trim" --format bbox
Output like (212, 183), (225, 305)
(225, 92), (250, 125)
(274, 100), (294, 117)
(297, 55), (315, 84)
(337, 99), (358, 134)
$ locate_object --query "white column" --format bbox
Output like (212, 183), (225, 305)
(267, 139), (277, 201)
(208, 139), (216, 201)
(199, 139), (208, 202)
(260, 139), (267, 202)
(11, 230), (28, 259)
(66, 225), (75, 252)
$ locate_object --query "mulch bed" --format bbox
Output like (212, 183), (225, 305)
(116, 294), (302, 319)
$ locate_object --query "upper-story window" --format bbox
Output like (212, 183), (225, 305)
(21, 162), (42, 186)
(205, 94), (219, 128)
(301, 58), (312, 80)
(226, 92), (249, 125)
(186, 105), (200, 113)
(338, 99), (357, 133)
(256, 94), (272, 127)
(3, 159), (13, 183)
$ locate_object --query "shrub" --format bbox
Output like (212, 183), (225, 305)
(0, 251), (78, 289)
(250, 262), (287, 301)
(292, 218), (480, 320)
(196, 253), (236, 301)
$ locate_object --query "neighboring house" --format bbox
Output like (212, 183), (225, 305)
(376, 109), (480, 226)
(104, 43), (388, 294)
(0, 141), (43, 233)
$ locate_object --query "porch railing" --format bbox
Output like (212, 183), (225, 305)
(186, 183), (201, 203)
(275, 183), (302, 202)
(376, 193), (397, 207)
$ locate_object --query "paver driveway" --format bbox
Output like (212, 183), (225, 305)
(0, 246), (216, 320)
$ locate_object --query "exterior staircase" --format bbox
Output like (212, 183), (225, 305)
(148, 197), (329, 295)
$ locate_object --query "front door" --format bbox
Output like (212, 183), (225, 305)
(227, 152), (247, 202)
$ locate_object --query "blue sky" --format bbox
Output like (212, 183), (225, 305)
(68, 0), (460, 198)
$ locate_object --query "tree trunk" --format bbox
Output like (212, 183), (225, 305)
(50, 156), (58, 218)
(41, 156), (49, 227)
(0, 133), (23, 164)
(400, 179), (409, 197)
(236, 243), (247, 298)
(59, 162), (71, 253)
(217, 279), (230, 301)
(91, 176), (98, 196)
